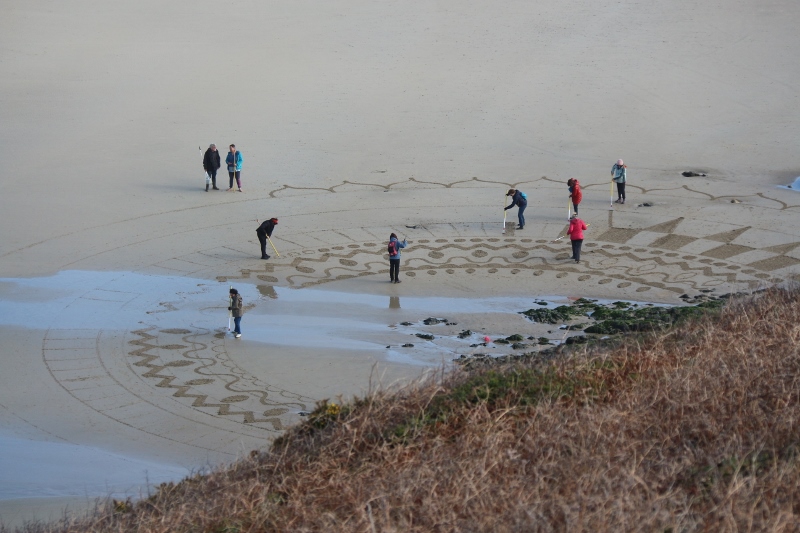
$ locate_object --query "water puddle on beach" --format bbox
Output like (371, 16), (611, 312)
(779, 176), (800, 191)
(0, 270), (665, 366)
(0, 432), (189, 501)
(0, 270), (673, 503)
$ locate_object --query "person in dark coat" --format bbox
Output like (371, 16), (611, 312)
(504, 188), (528, 229)
(256, 218), (278, 259)
(228, 288), (243, 338)
(202, 143), (221, 191)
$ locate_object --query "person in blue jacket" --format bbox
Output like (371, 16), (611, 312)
(611, 159), (627, 204)
(226, 144), (244, 192)
(504, 188), (528, 229)
(387, 233), (408, 283)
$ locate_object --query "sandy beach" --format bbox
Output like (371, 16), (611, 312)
(1, 0), (799, 527)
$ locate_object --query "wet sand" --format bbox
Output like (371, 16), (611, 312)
(1, 0), (799, 527)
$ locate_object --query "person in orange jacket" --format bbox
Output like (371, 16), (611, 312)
(567, 178), (582, 215)
(567, 213), (588, 263)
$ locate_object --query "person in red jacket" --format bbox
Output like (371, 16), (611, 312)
(567, 178), (582, 215)
(567, 213), (588, 263)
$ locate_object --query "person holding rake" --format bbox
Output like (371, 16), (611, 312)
(256, 217), (278, 259)
(567, 213), (588, 264)
(567, 178), (582, 215)
(504, 188), (528, 229)
(611, 159), (627, 204)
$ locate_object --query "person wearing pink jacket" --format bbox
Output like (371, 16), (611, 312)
(567, 213), (588, 264)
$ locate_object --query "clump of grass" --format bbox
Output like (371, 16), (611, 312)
(13, 287), (800, 532)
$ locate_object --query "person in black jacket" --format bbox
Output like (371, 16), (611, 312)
(256, 217), (278, 259)
(202, 144), (221, 191)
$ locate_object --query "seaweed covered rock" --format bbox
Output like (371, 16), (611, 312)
(520, 305), (587, 324)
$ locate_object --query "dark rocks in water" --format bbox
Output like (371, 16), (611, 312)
(566, 323), (587, 331)
(494, 338), (510, 345)
(535, 301), (548, 306)
(402, 343), (415, 348)
(638, 202), (654, 207)
(423, 317), (448, 325)
(538, 337), (551, 345)
(458, 329), (473, 339)
(520, 305), (586, 323)
(511, 343), (528, 350)
(446, 322), (458, 326)
(679, 294), (690, 299)
(415, 333), (434, 340)
(565, 335), (588, 345)
(506, 334), (525, 342)
(400, 321), (414, 326)
(682, 171), (707, 177)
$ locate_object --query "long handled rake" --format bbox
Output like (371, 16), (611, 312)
(552, 223), (590, 243)
(501, 194), (507, 234)
(266, 235), (280, 257)
(227, 285), (232, 331)
(610, 179), (614, 209)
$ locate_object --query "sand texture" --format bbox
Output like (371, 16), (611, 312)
(1, 0), (799, 527)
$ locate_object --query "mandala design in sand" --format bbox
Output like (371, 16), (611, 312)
(215, 218), (798, 295)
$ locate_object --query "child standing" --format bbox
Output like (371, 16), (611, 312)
(228, 288), (243, 338)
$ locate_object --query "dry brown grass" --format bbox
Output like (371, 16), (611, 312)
(9, 287), (800, 532)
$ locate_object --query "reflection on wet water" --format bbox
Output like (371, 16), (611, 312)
(257, 285), (278, 299)
(389, 296), (400, 309)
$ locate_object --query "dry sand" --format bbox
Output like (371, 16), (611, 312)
(1, 0), (799, 527)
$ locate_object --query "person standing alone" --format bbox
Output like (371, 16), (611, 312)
(228, 288), (243, 338)
(567, 213), (588, 264)
(611, 159), (627, 204)
(203, 143), (220, 191)
(226, 144), (243, 192)
(388, 233), (407, 283)
(256, 217), (278, 259)
(504, 188), (528, 229)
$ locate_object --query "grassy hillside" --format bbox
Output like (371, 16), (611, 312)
(11, 288), (800, 532)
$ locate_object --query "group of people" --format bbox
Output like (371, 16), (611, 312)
(502, 159), (627, 264)
(225, 159), (628, 337)
(202, 143), (244, 192)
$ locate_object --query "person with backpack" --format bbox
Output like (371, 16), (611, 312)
(567, 178), (582, 215)
(226, 144), (244, 192)
(567, 213), (588, 264)
(256, 217), (278, 259)
(611, 159), (627, 204)
(504, 188), (528, 229)
(228, 288), (243, 338)
(387, 233), (407, 283)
